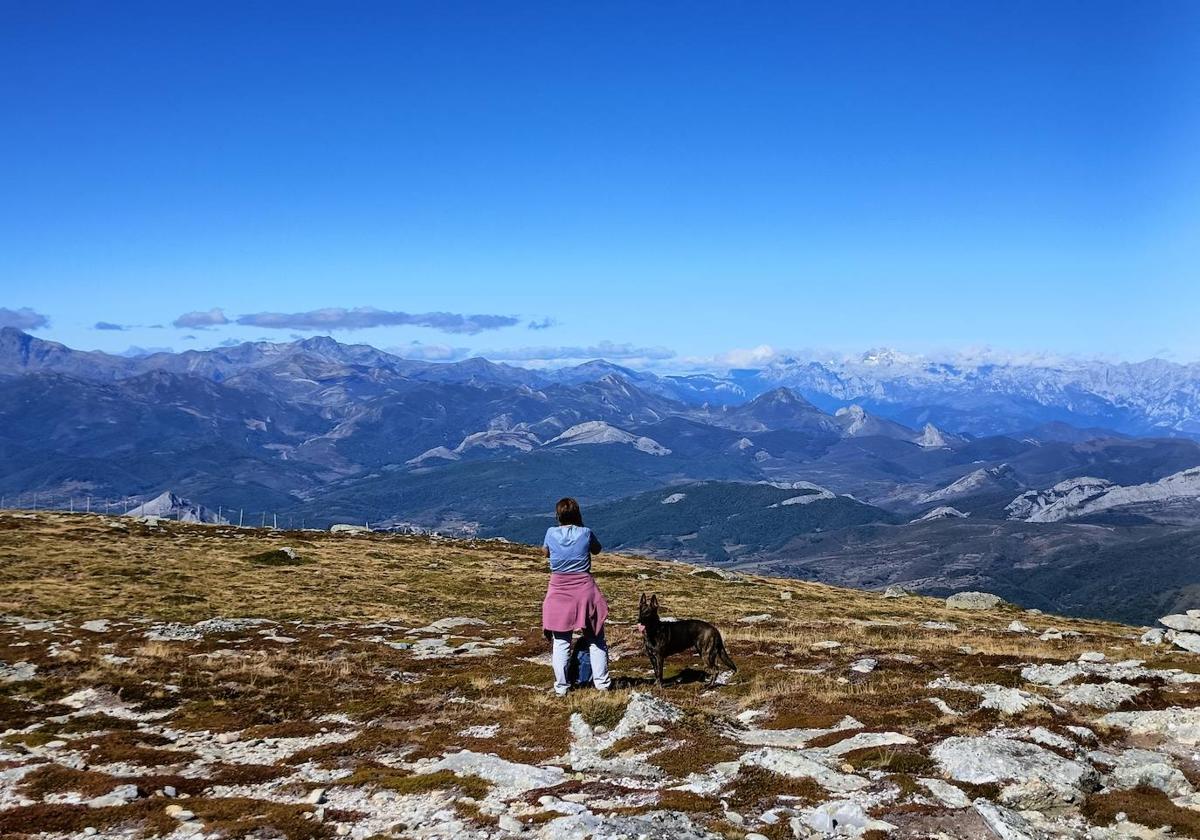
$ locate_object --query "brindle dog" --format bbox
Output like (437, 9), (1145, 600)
(636, 594), (737, 688)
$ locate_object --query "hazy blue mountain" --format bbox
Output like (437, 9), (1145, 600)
(5, 330), (1200, 621)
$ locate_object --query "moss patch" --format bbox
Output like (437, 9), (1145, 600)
(1082, 786), (1200, 835)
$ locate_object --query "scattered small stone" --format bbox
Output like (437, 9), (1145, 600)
(810, 640), (841, 651)
(1140, 628), (1166, 646)
(0, 661), (37, 683)
(306, 787), (327, 805)
(165, 804), (195, 821)
(88, 784), (141, 808)
(1078, 651), (1105, 662)
(849, 658), (877, 674)
(80, 619), (111, 633)
(738, 613), (773, 624)
(216, 731), (240, 744)
(883, 586), (909, 598)
(1007, 620), (1030, 633)
(498, 815), (525, 833)
(928, 697), (960, 716)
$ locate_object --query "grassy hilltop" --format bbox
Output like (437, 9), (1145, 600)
(2, 512), (1200, 838)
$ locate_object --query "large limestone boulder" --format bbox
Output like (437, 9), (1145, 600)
(945, 591), (1004, 610)
(1159, 612), (1200, 633)
(330, 523), (371, 534)
(931, 735), (1099, 792)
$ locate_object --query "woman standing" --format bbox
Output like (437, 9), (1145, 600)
(541, 497), (611, 696)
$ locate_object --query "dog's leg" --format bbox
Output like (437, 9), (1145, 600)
(717, 639), (737, 673)
(653, 651), (665, 688)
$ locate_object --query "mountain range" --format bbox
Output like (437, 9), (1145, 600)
(3, 327), (1200, 623)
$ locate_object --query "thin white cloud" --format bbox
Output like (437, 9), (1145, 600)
(93, 321), (128, 331)
(386, 341), (472, 362)
(483, 341), (675, 362)
(235, 307), (519, 335)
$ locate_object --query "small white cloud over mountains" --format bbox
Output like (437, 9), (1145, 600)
(173, 308), (230, 329)
(0, 307), (49, 330)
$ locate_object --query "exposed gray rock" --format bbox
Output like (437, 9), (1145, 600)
(883, 586), (909, 598)
(1110, 749), (1195, 797)
(1060, 681), (1145, 709)
(1140, 628), (1166, 646)
(974, 798), (1043, 840)
(1100, 708), (1200, 745)
(946, 591), (1003, 610)
(414, 616), (488, 634)
(539, 809), (722, 840)
(1171, 632), (1200, 653)
(738, 613), (773, 624)
(329, 523), (370, 534)
(1008, 620), (1031, 633)
(929, 676), (1056, 715)
(734, 715), (862, 748)
(919, 778), (972, 809)
(1159, 613), (1200, 633)
(86, 783), (140, 808)
(0, 661), (36, 683)
(818, 730), (915, 757)
(998, 778), (1078, 810)
(849, 658), (877, 674)
(567, 693), (682, 777)
(931, 735), (1099, 791)
(804, 800), (895, 835)
(740, 747), (869, 793)
(414, 750), (566, 799)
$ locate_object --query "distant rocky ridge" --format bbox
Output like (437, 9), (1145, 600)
(1007, 467), (1200, 524)
(125, 490), (227, 524)
(4, 329), (1200, 623)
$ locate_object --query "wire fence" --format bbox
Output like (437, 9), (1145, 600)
(0, 491), (364, 532)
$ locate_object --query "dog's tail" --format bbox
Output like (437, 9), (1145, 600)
(716, 637), (737, 672)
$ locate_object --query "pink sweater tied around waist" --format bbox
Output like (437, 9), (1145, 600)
(542, 572), (609, 636)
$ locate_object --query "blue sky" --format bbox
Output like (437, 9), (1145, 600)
(1, 2), (1197, 368)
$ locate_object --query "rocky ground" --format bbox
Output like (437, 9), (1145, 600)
(3, 512), (1200, 838)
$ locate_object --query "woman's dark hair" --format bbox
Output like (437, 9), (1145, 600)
(556, 497), (583, 526)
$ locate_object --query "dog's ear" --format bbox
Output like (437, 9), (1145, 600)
(650, 594), (658, 608)
(639, 593), (647, 607)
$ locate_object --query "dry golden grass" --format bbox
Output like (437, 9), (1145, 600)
(0, 510), (1191, 838)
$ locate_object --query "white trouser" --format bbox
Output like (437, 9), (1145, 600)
(550, 630), (610, 695)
